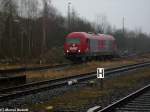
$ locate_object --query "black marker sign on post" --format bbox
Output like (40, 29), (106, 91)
(97, 68), (104, 90)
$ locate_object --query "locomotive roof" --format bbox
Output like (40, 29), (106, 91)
(66, 32), (115, 40)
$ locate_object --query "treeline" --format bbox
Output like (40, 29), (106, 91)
(0, 0), (149, 64)
(113, 29), (150, 55)
(0, 0), (94, 63)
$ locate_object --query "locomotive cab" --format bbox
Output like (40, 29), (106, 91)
(66, 38), (81, 54)
(64, 32), (89, 58)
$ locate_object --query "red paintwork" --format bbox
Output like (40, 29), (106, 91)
(64, 32), (89, 55)
(64, 32), (117, 57)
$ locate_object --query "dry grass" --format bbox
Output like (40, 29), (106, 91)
(0, 64), (24, 70)
(0, 63), (59, 70)
(29, 67), (150, 111)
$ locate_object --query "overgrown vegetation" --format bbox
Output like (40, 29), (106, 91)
(0, 0), (150, 64)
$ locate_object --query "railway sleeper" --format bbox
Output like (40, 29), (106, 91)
(127, 102), (150, 106)
(130, 101), (150, 104)
(136, 95), (150, 98)
(124, 105), (150, 109)
(116, 108), (150, 111)
(132, 99), (150, 102)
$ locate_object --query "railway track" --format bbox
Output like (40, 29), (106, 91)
(0, 63), (73, 74)
(94, 84), (150, 112)
(0, 61), (150, 103)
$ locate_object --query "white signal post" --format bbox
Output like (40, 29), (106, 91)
(97, 68), (105, 90)
(97, 68), (104, 79)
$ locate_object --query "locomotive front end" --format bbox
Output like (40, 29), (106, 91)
(64, 32), (89, 60)
(64, 38), (81, 55)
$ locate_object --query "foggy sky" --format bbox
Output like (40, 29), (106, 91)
(51, 0), (150, 34)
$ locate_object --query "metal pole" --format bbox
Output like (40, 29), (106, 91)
(68, 2), (71, 32)
(123, 17), (125, 33)
(100, 79), (104, 90)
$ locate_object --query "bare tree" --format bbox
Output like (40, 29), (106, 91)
(41, 0), (57, 53)
(18, 0), (39, 58)
(0, 0), (18, 58)
(95, 14), (109, 33)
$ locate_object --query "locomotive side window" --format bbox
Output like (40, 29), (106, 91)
(66, 38), (80, 44)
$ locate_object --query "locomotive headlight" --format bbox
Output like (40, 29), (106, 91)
(67, 50), (69, 53)
(78, 50), (81, 52)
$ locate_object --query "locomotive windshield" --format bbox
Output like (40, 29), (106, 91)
(66, 38), (80, 44)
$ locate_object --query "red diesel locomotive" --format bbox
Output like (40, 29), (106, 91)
(64, 32), (117, 61)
